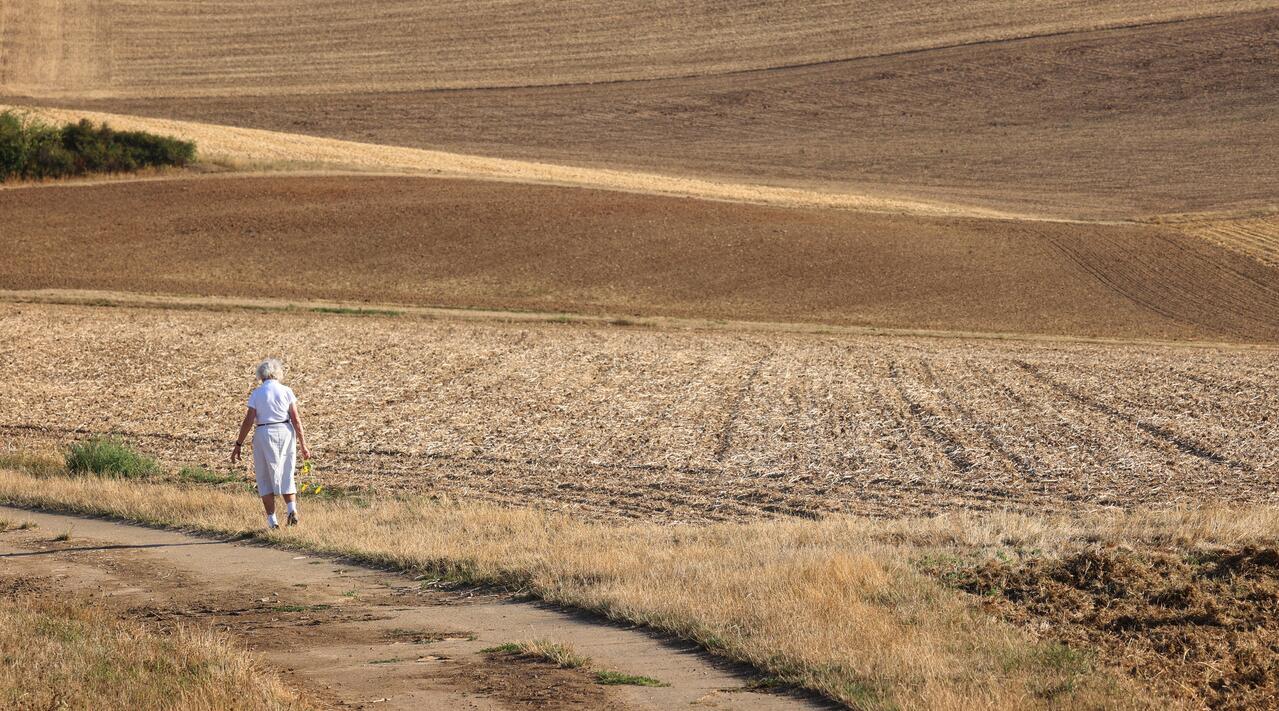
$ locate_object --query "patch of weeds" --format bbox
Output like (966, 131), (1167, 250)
(841, 680), (897, 710)
(483, 640), (590, 669)
(744, 675), (787, 690)
(1036, 641), (1093, 676)
(594, 670), (669, 687)
(271, 604), (332, 613)
(310, 306), (402, 317)
(384, 628), (476, 644)
(178, 466), (239, 485)
(368, 657), (410, 665)
(341, 589), (359, 598)
(298, 481), (367, 502)
(53, 529), (72, 542)
(65, 438), (159, 479)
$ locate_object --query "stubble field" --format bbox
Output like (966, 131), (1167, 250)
(2, 303), (1274, 523)
(14, 8), (1279, 220)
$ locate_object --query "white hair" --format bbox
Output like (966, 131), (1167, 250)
(255, 358), (285, 382)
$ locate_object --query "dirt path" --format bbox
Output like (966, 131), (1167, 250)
(0, 506), (821, 710)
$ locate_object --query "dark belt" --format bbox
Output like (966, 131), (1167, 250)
(257, 420), (291, 427)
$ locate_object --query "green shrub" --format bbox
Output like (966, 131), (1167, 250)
(0, 111), (195, 181)
(65, 438), (159, 479)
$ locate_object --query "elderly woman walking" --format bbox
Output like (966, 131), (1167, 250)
(231, 358), (311, 529)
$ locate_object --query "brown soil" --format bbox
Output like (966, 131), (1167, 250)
(3, 175), (1278, 343)
(15, 10), (1278, 220)
(929, 545), (1279, 710)
(2, 302), (1276, 523)
(0, 506), (812, 710)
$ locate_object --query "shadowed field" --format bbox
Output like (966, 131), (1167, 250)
(3, 176), (1279, 342)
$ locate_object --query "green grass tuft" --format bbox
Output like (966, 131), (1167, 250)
(482, 640), (590, 669)
(593, 670), (669, 687)
(270, 604), (332, 613)
(309, 306), (402, 317)
(178, 466), (239, 486)
(65, 438), (159, 479)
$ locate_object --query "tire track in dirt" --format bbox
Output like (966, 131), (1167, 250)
(1039, 229), (1279, 340)
(713, 346), (774, 462)
(1012, 361), (1244, 470)
(918, 360), (1038, 481)
(884, 359), (977, 475)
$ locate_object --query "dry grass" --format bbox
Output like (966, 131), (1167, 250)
(0, 466), (1186, 710)
(1, 303), (1275, 523)
(0, 593), (308, 710)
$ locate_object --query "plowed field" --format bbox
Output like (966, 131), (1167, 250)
(2, 303), (1274, 523)
(4, 176), (1279, 342)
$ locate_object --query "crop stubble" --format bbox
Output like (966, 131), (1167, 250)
(3, 0), (1264, 98)
(18, 8), (1279, 220)
(1, 304), (1274, 523)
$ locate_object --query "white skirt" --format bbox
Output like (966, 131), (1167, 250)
(252, 424), (297, 496)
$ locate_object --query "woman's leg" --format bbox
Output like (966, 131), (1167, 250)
(261, 494), (279, 528)
(253, 433), (279, 527)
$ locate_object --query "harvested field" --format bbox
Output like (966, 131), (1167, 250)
(17, 9), (1279, 219)
(1181, 215), (1279, 269)
(2, 1), (1263, 98)
(1, 303), (1275, 523)
(4, 176), (1279, 343)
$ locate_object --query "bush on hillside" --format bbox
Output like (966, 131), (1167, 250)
(65, 438), (160, 479)
(0, 111), (195, 181)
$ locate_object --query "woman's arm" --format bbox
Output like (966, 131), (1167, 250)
(289, 402), (310, 460)
(230, 407), (255, 463)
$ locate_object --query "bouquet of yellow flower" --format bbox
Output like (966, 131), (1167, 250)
(297, 459), (323, 495)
